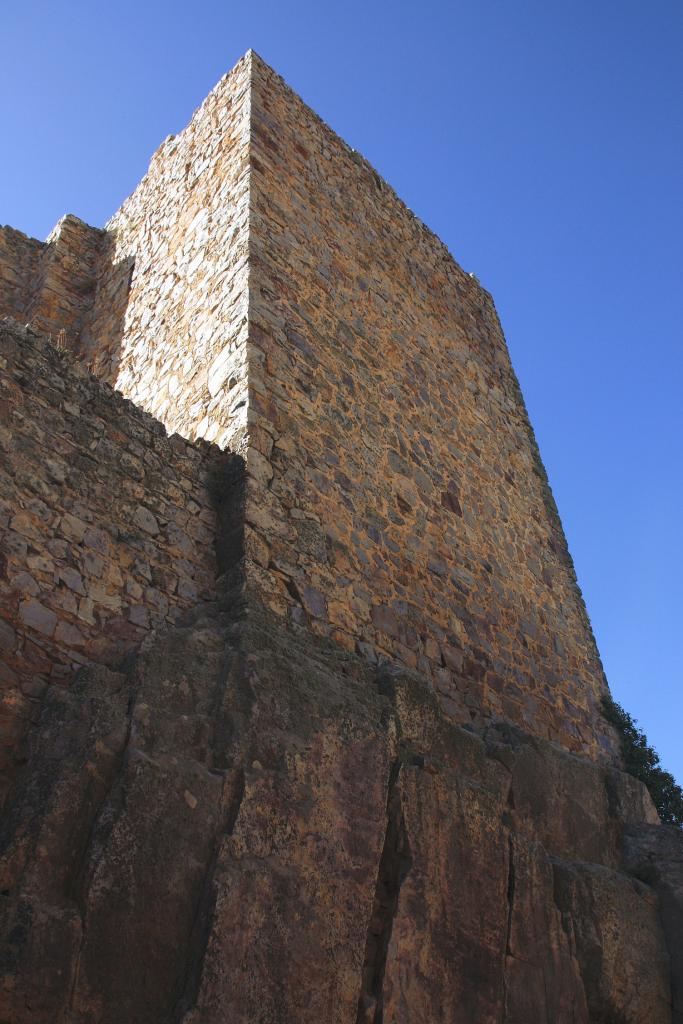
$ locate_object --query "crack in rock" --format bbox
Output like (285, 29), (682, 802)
(356, 759), (413, 1024)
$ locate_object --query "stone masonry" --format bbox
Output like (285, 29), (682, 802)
(246, 60), (611, 757)
(1, 51), (682, 1024)
(1, 51), (614, 761)
(0, 320), (226, 802)
(0, 215), (105, 350)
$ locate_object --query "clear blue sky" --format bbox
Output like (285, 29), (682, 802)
(3, 1), (681, 778)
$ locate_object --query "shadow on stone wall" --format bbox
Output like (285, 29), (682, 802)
(78, 232), (135, 385)
(208, 452), (246, 584)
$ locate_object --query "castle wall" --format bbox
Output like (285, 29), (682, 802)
(24, 215), (105, 348)
(0, 227), (42, 323)
(0, 54), (617, 759)
(0, 217), (104, 351)
(85, 54), (252, 453)
(246, 56), (614, 759)
(0, 320), (221, 794)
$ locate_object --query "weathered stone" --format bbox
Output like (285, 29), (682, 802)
(300, 583), (326, 619)
(59, 512), (87, 543)
(0, 323), (225, 788)
(246, 446), (273, 485)
(0, 619), (16, 652)
(133, 505), (160, 535)
(623, 824), (683, 1021)
(0, 603), (677, 1023)
(553, 859), (672, 1022)
(56, 566), (86, 595)
(10, 572), (40, 597)
(54, 619), (85, 647)
(18, 599), (57, 637)
(371, 604), (401, 639)
(441, 643), (464, 672)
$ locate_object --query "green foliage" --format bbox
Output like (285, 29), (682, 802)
(602, 694), (683, 828)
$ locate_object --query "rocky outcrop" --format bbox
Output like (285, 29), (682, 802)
(624, 825), (683, 1022)
(0, 590), (678, 1023)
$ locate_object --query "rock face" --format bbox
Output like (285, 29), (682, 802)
(1, 51), (682, 1022)
(0, 216), (105, 353)
(0, 592), (680, 1024)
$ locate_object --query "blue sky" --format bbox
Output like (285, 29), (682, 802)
(2, 1), (681, 777)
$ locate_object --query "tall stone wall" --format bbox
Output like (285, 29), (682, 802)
(246, 56), (613, 759)
(0, 319), (222, 800)
(85, 53), (252, 452)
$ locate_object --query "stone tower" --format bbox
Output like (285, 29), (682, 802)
(0, 51), (681, 1024)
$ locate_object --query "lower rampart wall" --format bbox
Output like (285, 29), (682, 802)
(0, 319), (223, 795)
